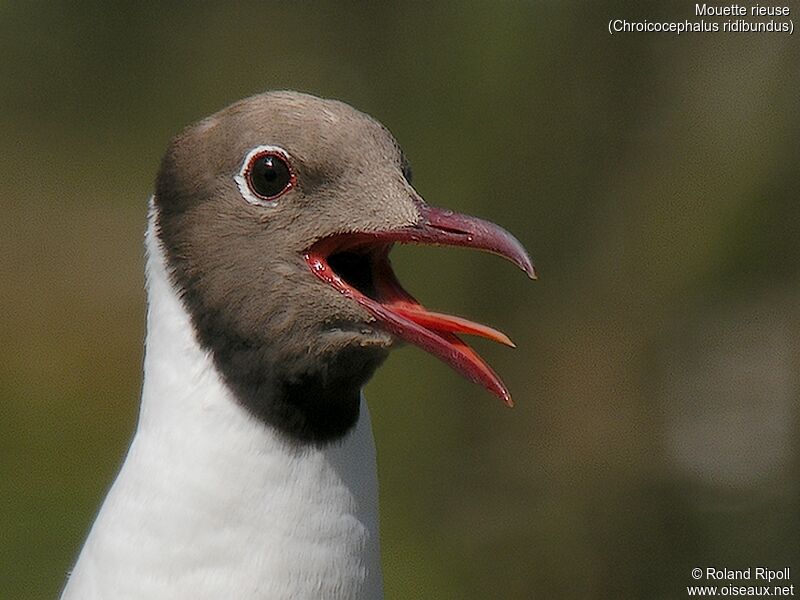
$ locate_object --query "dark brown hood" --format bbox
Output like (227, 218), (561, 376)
(154, 91), (534, 444)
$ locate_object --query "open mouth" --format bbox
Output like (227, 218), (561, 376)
(304, 203), (535, 406)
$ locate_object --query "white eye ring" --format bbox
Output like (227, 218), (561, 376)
(234, 144), (295, 207)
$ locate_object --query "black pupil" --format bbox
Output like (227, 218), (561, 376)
(249, 154), (291, 199)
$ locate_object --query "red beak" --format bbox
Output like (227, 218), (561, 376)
(305, 203), (535, 406)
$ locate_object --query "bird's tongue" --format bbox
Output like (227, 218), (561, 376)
(390, 305), (514, 348)
(363, 249), (517, 405)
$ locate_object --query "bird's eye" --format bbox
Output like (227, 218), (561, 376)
(238, 147), (296, 204)
(247, 152), (293, 199)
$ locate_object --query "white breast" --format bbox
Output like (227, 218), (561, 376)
(60, 206), (383, 600)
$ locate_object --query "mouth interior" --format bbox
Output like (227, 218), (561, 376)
(327, 250), (380, 300)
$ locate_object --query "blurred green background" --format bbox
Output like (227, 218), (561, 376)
(2, 2), (798, 598)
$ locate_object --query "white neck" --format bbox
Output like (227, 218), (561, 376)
(61, 208), (383, 600)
